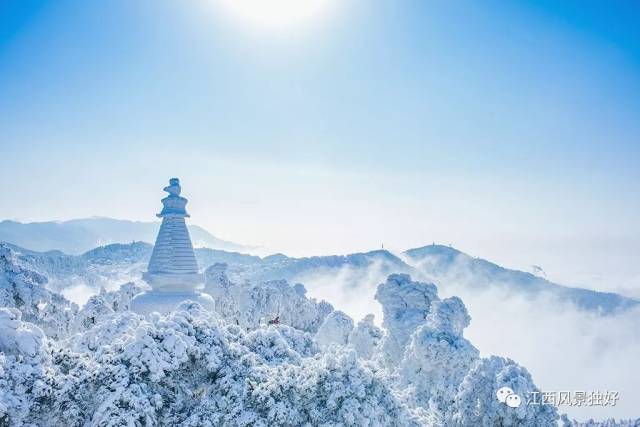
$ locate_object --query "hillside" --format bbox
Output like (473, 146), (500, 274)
(3, 241), (637, 316)
(404, 245), (639, 314)
(0, 244), (561, 426)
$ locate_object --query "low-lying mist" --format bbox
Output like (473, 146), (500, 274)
(60, 269), (145, 306)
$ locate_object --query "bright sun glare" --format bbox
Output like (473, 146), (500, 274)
(215, 0), (337, 31)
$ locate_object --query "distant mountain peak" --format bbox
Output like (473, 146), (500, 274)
(403, 243), (639, 315)
(0, 217), (250, 255)
(404, 244), (464, 257)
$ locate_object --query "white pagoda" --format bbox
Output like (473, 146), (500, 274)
(131, 178), (214, 316)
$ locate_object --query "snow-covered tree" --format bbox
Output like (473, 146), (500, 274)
(245, 349), (421, 426)
(204, 263), (333, 332)
(203, 262), (239, 319)
(0, 245), (77, 339)
(74, 281), (144, 330)
(348, 314), (383, 359)
(454, 356), (558, 426)
(399, 297), (480, 421)
(315, 310), (354, 349)
(561, 415), (640, 427)
(375, 274), (439, 366)
(0, 308), (48, 362)
(2, 300), (421, 426)
(0, 307), (54, 426)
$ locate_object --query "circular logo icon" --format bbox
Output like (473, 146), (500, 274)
(506, 394), (522, 408)
(496, 386), (514, 403)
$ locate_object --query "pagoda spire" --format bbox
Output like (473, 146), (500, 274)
(143, 178), (203, 290)
(131, 178), (213, 316)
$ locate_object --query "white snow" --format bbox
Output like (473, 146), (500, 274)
(348, 314), (383, 360)
(0, 241), (634, 426)
(314, 310), (354, 349)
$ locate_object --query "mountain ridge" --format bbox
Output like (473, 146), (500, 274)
(2, 240), (637, 315)
(0, 217), (249, 254)
(404, 244), (639, 314)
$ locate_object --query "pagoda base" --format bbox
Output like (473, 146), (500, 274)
(143, 272), (205, 292)
(130, 290), (215, 317)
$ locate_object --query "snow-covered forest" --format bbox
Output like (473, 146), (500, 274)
(3, 243), (636, 427)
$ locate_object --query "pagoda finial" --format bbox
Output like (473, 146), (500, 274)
(158, 177), (189, 218)
(164, 178), (181, 196)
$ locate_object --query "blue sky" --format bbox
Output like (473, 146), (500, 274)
(1, 0), (639, 291)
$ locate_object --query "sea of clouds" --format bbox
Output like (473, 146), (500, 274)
(296, 260), (640, 421)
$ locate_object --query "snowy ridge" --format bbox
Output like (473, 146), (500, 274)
(83, 242), (152, 265)
(3, 241), (638, 317)
(404, 245), (639, 314)
(0, 245), (78, 340)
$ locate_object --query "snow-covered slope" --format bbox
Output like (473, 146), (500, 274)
(0, 218), (248, 254)
(4, 241), (638, 316)
(0, 245), (78, 340)
(1, 242), (149, 293)
(404, 245), (639, 314)
(204, 248), (414, 284)
(2, 242), (638, 425)
(0, 245), (565, 426)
